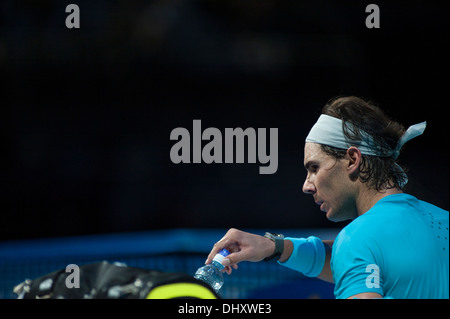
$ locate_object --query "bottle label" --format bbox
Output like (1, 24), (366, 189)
(212, 248), (230, 266)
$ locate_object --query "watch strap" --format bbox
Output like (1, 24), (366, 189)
(263, 232), (284, 262)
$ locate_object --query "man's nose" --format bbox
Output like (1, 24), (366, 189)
(303, 178), (316, 194)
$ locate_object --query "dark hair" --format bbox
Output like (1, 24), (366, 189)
(320, 96), (408, 191)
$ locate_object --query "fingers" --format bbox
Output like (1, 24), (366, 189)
(205, 228), (269, 274)
(205, 228), (240, 265)
(222, 250), (246, 267)
(223, 263), (238, 275)
(205, 237), (231, 265)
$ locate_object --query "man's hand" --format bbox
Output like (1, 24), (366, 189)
(205, 228), (275, 274)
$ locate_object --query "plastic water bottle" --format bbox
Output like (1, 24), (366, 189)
(194, 248), (230, 293)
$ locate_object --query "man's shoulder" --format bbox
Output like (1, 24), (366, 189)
(335, 193), (448, 251)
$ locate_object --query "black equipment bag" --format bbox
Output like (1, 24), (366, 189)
(13, 261), (220, 299)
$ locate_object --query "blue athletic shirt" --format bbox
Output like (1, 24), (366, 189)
(331, 193), (449, 299)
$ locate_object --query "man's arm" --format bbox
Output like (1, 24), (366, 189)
(347, 292), (383, 299)
(279, 239), (334, 283)
(206, 229), (335, 282)
(318, 240), (334, 283)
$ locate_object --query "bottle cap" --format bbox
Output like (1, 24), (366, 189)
(212, 248), (231, 265)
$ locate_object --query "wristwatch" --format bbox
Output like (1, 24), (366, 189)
(263, 232), (285, 262)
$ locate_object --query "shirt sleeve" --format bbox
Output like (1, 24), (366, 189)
(331, 231), (385, 299)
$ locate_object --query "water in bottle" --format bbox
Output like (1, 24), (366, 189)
(194, 248), (230, 293)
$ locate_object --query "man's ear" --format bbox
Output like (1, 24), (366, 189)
(345, 146), (362, 181)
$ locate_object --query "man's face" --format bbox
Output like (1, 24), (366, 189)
(303, 143), (358, 222)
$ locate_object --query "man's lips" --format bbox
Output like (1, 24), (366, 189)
(315, 200), (326, 212)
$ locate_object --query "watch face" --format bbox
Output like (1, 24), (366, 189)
(265, 232), (284, 240)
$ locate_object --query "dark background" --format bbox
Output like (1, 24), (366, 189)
(1, 0), (448, 241)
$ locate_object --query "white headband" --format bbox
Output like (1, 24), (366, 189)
(305, 114), (426, 160)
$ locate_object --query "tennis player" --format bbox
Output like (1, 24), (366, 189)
(205, 96), (449, 299)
